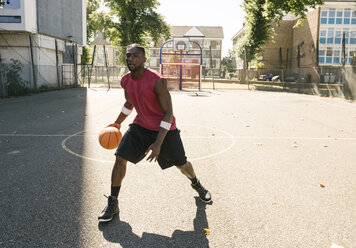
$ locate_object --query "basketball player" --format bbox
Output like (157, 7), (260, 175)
(98, 44), (212, 222)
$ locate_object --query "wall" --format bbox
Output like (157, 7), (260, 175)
(292, 8), (320, 81)
(36, 0), (85, 45)
(0, 0), (37, 32)
(258, 20), (295, 74)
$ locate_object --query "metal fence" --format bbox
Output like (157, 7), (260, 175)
(77, 65), (127, 88)
(234, 46), (356, 99)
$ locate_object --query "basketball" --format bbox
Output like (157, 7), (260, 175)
(98, 127), (122, 150)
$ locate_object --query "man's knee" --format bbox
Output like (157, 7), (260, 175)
(114, 156), (127, 169)
(176, 161), (191, 172)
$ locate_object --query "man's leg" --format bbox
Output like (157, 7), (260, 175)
(176, 161), (196, 180)
(98, 156), (127, 222)
(176, 161), (212, 203)
(111, 155), (128, 190)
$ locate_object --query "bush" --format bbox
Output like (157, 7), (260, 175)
(4, 59), (30, 96)
(81, 46), (91, 65)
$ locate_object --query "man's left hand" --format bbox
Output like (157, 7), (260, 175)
(145, 143), (161, 162)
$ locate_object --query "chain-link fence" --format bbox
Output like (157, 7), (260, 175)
(0, 33), (84, 98)
(234, 47), (356, 99)
(78, 65), (127, 88)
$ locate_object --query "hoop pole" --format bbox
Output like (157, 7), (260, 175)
(179, 52), (183, 90)
(160, 40), (173, 64)
(199, 65), (202, 91)
(160, 39), (203, 91)
(190, 40), (203, 65)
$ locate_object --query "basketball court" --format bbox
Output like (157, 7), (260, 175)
(0, 87), (355, 247)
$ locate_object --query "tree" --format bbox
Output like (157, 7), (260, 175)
(238, 0), (324, 62)
(86, 0), (108, 44)
(103, 0), (170, 63)
(221, 50), (236, 79)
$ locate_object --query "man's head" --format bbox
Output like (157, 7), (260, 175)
(126, 44), (147, 73)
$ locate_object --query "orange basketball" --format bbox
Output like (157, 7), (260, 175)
(98, 127), (122, 150)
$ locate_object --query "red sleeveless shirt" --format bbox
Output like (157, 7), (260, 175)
(121, 68), (177, 131)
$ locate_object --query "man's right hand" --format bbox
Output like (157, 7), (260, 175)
(107, 123), (121, 130)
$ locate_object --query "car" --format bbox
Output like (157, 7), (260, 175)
(272, 73), (311, 83)
(259, 73), (274, 81)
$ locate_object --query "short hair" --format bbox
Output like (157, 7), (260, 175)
(127, 44), (145, 56)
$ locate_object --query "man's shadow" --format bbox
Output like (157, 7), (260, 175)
(99, 197), (211, 248)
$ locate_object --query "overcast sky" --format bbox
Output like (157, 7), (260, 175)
(157, 0), (245, 57)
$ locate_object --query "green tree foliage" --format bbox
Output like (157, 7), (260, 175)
(265, 0), (324, 21)
(238, 0), (324, 61)
(81, 46), (91, 65)
(103, 0), (170, 47)
(87, 0), (108, 44)
(221, 50), (236, 79)
(237, 0), (273, 62)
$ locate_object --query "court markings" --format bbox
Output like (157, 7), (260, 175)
(1, 128), (356, 164)
(59, 124), (236, 164)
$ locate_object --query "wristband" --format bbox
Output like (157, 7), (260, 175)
(121, 106), (132, 115)
(160, 121), (172, 130)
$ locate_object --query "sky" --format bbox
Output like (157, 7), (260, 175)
(99, 0), (246, 57)
(156, 0), (245, 57)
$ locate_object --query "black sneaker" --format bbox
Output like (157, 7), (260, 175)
(191, 180), (212, 203)
(98, 195), (119, 223)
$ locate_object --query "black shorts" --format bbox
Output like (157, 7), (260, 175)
(115, 124), (187, 169)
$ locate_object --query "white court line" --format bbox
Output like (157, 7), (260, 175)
(61, 131), (115, 163)
(1, 133), (356, 141)
(2, 130), (356, 164)
(0, 134), (70, 137)
(60, 125), (236, 164)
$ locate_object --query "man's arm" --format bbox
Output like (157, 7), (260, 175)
(110, 90), (134, 129)
(145, 78), (173, 162)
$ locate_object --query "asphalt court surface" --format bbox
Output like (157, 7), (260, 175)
(0, 87), (356, 248)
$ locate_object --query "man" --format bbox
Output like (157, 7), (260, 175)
(98, 44), (211, 223)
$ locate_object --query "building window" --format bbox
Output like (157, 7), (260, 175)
(352, 11), (356, 25)
(335, 30), (342, 44)
(319, 50), (325, 63)
(333, 50), (340, 64)
(336, 9), (343, 24)
(328, 8), (335, 24)
(326, 47), (333, 63)
(344, 8), (351, 24)
(343, 29), (350, 44)
(0, 0), (20, 8)
(344, 8), (351, 17)
(327, 28), (334, 44)
(351, 31), (356, 45)
(326, 47), (333, 56)
(0, 16), (21, 23)
(321, 10), (327, 24)
(320, 30), (326, 44)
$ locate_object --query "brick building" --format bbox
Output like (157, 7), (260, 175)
(232, 0), (356, 83)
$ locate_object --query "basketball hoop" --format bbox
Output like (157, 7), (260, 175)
(160, 39), (202, 91)
(173, 38), (190, 53)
